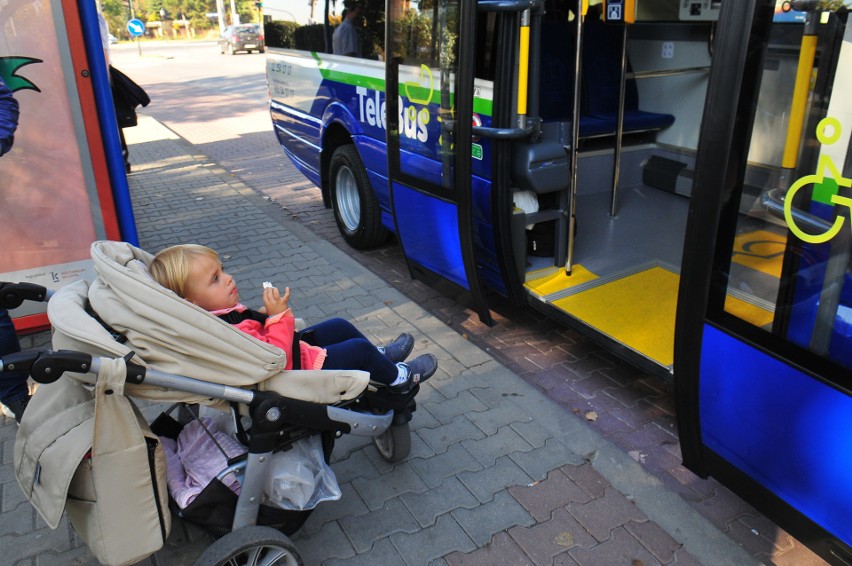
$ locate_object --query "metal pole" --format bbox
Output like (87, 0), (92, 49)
(565, 5), (585, 275)
(609, 23), (628, 217)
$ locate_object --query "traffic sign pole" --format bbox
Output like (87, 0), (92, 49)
(127, 18), (144, 55)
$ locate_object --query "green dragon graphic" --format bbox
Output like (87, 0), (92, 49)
(0, 57), (43, 92)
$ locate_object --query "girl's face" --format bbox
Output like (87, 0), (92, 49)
(184, 254), (239, 311)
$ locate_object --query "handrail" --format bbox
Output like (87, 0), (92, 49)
(760, 188), (833, 234)
(628, 66), (711, 80)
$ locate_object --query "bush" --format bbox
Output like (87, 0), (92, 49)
(263, 21), (300, 48)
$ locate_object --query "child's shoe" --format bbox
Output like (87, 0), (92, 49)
(378, 333), (414, 363)
(391, 354), (437, 393)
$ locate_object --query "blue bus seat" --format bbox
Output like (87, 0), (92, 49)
(582, 18), (675, 135)
(538, 19), (674, 138)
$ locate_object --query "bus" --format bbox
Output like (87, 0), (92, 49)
(264, 1), (852, 561)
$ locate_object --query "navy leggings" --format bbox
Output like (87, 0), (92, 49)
(300, 318), (398, 384)
(0, 309), (28, 405)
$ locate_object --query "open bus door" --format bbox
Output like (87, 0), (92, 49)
(385, 0), (495, 324)
(676, 1), (852, 562)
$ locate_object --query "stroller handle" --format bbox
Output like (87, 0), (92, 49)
(0, 282), (53, 310)
(0, 350), (144, 385)
(1, 350), (394, 437)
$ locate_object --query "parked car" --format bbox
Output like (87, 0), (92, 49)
(108, 33), (118, 44)
(218, 24), (264, 55)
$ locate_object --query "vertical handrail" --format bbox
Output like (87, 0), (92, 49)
(565, 0), (587, 275)
(609, 22), (628, 217)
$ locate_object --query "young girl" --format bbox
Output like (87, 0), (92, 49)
(149, 244), (437, 393)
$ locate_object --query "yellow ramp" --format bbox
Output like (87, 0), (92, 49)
(552, 266), (678, 367)
(525, 265), (598, 296)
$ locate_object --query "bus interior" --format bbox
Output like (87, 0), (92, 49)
(503, 1), (833, 376)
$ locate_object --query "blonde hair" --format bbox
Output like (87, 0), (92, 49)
(150, 244), (219, 298)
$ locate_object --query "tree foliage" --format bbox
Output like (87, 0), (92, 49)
(101, 0), (263, 39)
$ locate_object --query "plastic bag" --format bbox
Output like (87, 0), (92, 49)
(262, 435), (341, 510)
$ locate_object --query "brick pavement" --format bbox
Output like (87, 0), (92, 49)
(0, 115), (773, 565)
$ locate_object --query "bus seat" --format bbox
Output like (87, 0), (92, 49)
(538, 19), (674, 139)
(581, 18), (675, 135)
(539, 22), (576, 123)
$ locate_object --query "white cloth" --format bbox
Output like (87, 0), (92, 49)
(161, 417), (246, 508)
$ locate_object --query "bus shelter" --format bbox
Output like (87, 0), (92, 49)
(0, 0), (136, 331)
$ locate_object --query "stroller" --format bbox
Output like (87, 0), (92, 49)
(2, 240), (421, 565)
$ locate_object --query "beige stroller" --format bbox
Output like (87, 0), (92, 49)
(4, 240), (421, 566)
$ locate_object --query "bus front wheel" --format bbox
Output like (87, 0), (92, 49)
(329, 145), (387, 249)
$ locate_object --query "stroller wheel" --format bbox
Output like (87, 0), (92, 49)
(372, 421), (412, 463)
(193, 526), (302, 566)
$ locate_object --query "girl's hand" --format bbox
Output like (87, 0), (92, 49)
(263, 285), (291, 316)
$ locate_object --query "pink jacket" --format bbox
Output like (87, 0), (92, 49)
(234, 311), (326, 371)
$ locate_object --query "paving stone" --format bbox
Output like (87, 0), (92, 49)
(418, 415), (486, 455)
(422, 390), (488, 425)
(339, 497), (419, 553)
(625, 518), (686, 563)
(462, 425), (534, 468)
(408, 442), (482, 489)
(508, 507), (598, 565)
(401, 476), (480, 528)
(561, 462), (608, 500)
(467, 401), (531, 436)
(391, 512), (476, 565)
(329, 447), (380, 484)
(509, 468), (594, 522)
(292, 520), (356, 564)
(510, 419), (552, 450)
(510, 436), (586, 481)
(326, 537), (406, 565)
(568, 525), (663, 566)
(452, 491), (535, 547)
(444, 531), (534, 566)
(458, 455), (534, 503)
(352, 464), (428, 511)
(567, 487), (648, 543)
(298, 483), (369, 536)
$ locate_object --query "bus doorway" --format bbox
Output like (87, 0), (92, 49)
(498, 1), (712, 376)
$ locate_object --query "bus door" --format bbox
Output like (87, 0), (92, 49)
(676, 1), (852, 562)
(385, 0), (495, 324)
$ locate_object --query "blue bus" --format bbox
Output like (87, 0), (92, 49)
(264, 1), (852, 561)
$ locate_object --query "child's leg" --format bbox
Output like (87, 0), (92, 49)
(321, 338), (398, 385)
(300, 318), (367, 347)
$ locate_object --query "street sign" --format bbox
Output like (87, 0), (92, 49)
(127, 18), (144, 37)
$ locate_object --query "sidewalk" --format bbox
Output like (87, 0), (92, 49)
(1, 115), (760, 565)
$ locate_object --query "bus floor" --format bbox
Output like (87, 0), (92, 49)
(524, 183), (779, 369)
(524, 183), (689, 369)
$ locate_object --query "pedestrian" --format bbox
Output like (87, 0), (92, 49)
(0, 76), (31, 423)
(149, 244), (437, 393)
(332, 4), (363, 57)
(109, 65), (149, 173)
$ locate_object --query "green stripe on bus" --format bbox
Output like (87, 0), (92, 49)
(311, 52), (494, 117)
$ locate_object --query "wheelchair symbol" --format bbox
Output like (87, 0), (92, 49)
(784, 117), (852, 244)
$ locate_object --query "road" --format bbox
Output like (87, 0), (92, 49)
(110, 41), (822, 565)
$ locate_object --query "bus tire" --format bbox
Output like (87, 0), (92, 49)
(329, 145), (387, 249)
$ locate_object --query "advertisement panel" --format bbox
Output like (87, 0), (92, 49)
(0, 0), (126, 330)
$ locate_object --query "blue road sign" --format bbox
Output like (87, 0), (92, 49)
(127, 18), (144, 37)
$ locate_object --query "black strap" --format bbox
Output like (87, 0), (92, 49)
(291, 331), (301, 370)
(85, 300), (128, 344)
